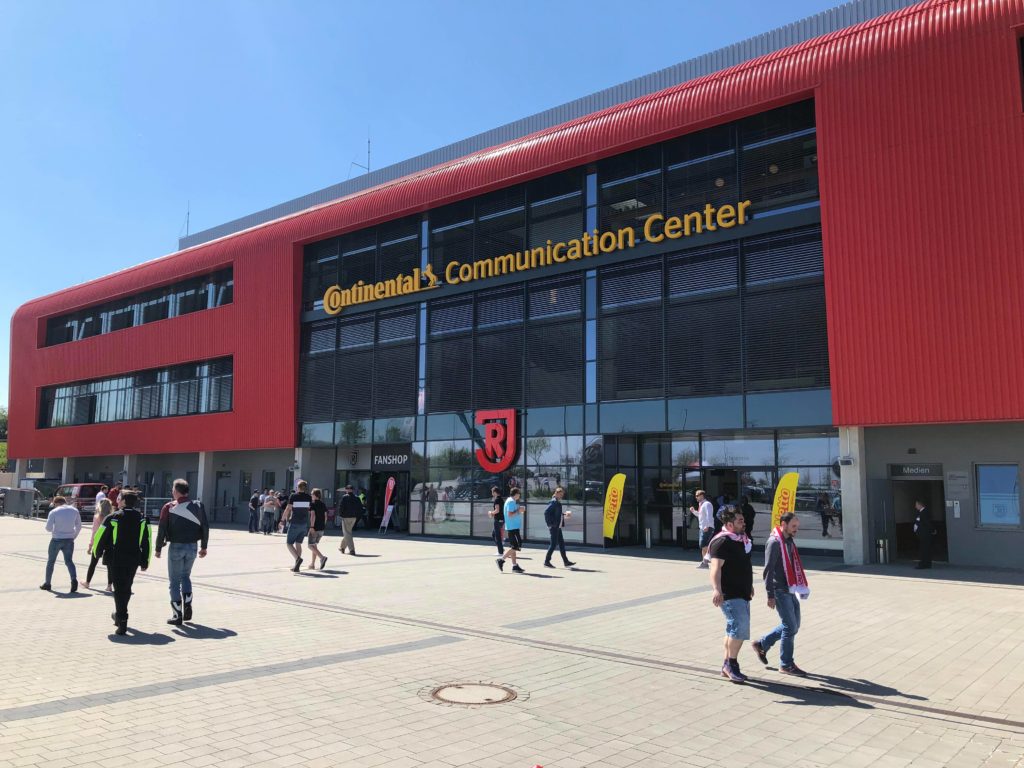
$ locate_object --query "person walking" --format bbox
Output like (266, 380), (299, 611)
(261, 492), (280, 535)
(816, 493), (832, 538)
(307, 488), (328, 570)
(282, 480), (313, 572)
(337, 485), (362, 555)
(488, 486), (505, 556)
(752, 512), (810, 676)
(40, 495), (82, 592)
(84, 497), (113, 591)
(708, 506), (754, 683)
(92, 490), (151, 635)
(689, 490), (715, 568)
(276, 489), (288, 532)
(248, 489), (261, 534)
(155, 479), (210, 626)
(543, 486), (576, 569)
(739, 495), (756, 541)
(496, 488), (525, 573)
(913, 498), (933, 569)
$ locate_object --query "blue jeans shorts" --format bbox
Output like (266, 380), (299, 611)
(699, 528), (715, 548)
(720, 598), (751, 640)
(287, 524), (309, 545)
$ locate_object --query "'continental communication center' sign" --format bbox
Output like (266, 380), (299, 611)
(323, 200), (753, 315)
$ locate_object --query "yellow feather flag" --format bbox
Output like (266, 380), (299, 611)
(771, 472), (800, 530)
(603, 473), (627, 540)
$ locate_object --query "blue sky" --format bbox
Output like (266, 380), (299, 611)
(0, 0), (842, 408)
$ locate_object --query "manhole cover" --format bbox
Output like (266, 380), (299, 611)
(430, 683), (517, 706)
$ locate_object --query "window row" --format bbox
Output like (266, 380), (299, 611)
(45, 268), (234, 347)
(297, 225), (827, 421)
(38, 357), (233, 428)
(302, 100), (818, 311)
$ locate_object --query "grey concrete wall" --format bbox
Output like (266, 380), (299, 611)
(865, 423), (1024, 569)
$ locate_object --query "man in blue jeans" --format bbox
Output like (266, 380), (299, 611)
(543, 486), (576, 569)
(40, 495), (82, 592)
(709, 507), (753, 683)
(752, 512), (807, 676)
(155, 479), (209, 626)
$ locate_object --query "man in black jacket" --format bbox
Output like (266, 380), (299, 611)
(337, 485), (363, 555)
(155, 479), (210, 626)
(543, 486), (576, 569)
(248, 490), (261, 534)
(93, 491), (151, 635)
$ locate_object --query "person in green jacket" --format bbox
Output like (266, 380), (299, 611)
(92, 490), (151, 636)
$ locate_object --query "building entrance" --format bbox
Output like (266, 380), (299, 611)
(891, 479), (948, 562)
(369, 471), (410, 533)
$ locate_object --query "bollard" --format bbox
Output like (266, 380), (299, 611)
(876, 538), (889, 564)
(645, 527), (652, 549)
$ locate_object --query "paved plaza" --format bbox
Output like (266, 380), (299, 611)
(1, 516), (1022, 768)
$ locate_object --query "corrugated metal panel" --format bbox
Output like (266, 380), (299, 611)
(12, 0), (1024, 459)
(179, 0), (918, 249)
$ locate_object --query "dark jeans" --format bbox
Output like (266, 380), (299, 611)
(45, 539), (77, 585)
(545, 527), (570, 565)
(110, 565), (138, 624)
(492, 519), (504, 555)
(248, 509), (259, 533)
(918, 531), (932, 566)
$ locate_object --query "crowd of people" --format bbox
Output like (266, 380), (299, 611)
(37, 477), (827, 685)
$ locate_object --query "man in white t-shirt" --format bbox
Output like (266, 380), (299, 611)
(95, 485), (108, 507)
(689, 489), (716, 569)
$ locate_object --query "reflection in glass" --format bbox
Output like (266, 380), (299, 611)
(977, 465), (1021, 527)
(778, 465), (843, 548)
(300, 422), (335, 447)
(776, 432), (839, 466)
(701, 432), (775, 466)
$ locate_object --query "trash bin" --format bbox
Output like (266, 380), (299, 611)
(876, 537), (889, 564)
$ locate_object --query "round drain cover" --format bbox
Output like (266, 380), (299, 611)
(430, 683), (517, 706)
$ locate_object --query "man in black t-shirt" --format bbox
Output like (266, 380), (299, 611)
(488, 486), (505, 555)
(283, 480), (313, 573)
(248, 491), (261, 534)
(306, 488), (328, 571)
(708, 506), (754, 684)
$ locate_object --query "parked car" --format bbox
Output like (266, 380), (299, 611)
(53, 483), (107, 521)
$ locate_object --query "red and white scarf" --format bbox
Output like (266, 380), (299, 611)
(707, 529), (752, 555)
(771, 526), (810, 599)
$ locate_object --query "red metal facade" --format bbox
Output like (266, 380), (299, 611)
(10, 0), (1024, 459)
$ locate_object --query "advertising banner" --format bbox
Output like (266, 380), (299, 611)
(380, 476), (397, 531)
(771, 472), (800, 530)
(602, 473), (627, 539)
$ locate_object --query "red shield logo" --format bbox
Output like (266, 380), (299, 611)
(475, 409), (519, 473)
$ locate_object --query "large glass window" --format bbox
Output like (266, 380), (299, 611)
(39, 357), (232, 428)
(45, 268), (233, 347)
(977, 465), (1021, 527)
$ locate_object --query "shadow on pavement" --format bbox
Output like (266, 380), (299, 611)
(296, 571), (344, 578)
(744, 678), (874, 709)
(53, 592), (91, 599)
(522, 573), (561, 579)
(566, 568), (603, 573)
(172, 624), (237, 640)
(808, 674), (928, 700)
(108, 630), (175, 645)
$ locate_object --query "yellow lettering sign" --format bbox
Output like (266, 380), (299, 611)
(323, 201), (752, 313)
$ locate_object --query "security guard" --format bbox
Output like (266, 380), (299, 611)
(92, 490), (151, 635)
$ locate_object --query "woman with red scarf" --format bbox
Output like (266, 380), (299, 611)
(752, 512), (810, 676)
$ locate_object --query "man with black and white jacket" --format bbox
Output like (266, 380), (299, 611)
(155, 479), (210, 626)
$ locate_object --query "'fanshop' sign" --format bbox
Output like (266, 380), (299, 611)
(372, 445), (412, 471)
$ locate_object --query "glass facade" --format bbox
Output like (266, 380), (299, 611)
(45, 268), (233, 346)
(38, 358), (233, 428)
(297, 100), (835, 547)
